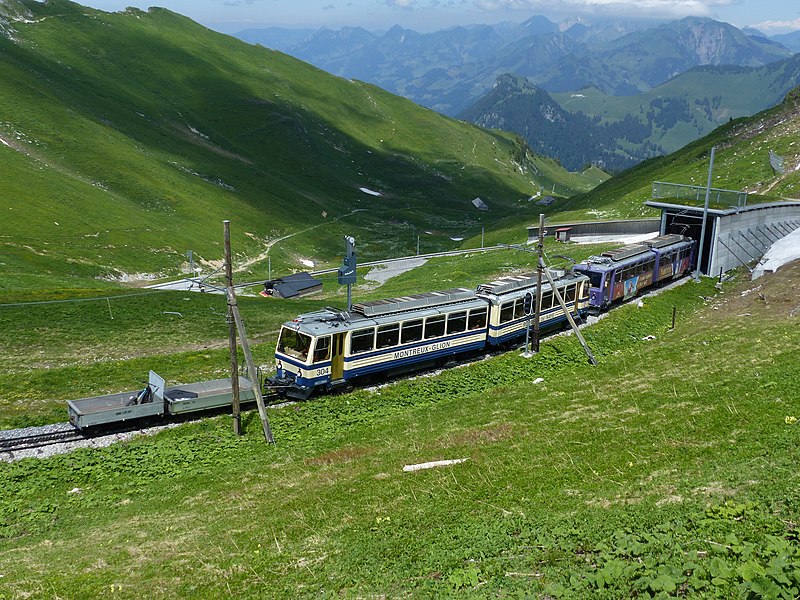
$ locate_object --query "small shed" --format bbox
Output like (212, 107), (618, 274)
(554, 227), (572, 242)
(472, 197), (489, 211)
(261, 272), (322, 299)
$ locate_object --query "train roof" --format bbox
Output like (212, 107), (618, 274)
(475, 270), (586, 299)
(281, 271), (591, 337)
(352, 288), (475, 317)
(281, 289), (487, 337)
(578, 235), (693, 271)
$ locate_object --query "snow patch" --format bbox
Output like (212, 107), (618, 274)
(188, 125), (209, 140)
(359, 187), (381, 196)
(752, 227), (800, 279)
(299, 259), (314, 268)
(571, 232), (659, 245)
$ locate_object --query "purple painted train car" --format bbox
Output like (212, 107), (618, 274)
(573, 234), (695, 310)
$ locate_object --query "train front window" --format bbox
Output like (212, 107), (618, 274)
(588, 271), (602, 288)
(277, 328), (312, 362)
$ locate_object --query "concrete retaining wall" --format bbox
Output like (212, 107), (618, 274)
(527, 219), (659, 242)
(710, 204), (800, 275)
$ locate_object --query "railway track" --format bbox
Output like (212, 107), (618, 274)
(0, 427), (86, 454)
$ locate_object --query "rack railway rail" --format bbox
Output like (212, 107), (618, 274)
(0, 427), (86, 454)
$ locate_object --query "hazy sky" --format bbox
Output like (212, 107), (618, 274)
(79, 1), (800, 35)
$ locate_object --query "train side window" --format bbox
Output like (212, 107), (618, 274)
(401, 319), (423, 343)
(376, 324), (399, 348)
(514, 298), (526, 319)
(313, 336), (331, 362)
(541, 291), (553, 310)
(468, 307), (487, 330)
(564, 285), (576, 303)
(350, 327), (375, 354)
(499, 301), (514, 324)
(425, 315), (446, 339)
(446, 311), (467, 334)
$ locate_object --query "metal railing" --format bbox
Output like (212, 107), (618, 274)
(652, 181), (748, 208)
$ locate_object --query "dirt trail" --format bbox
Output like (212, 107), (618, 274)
(235, 208), (370, 272)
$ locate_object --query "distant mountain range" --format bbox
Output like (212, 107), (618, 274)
(555, 85), (800, 221)
(457, 74), (657, 172)
(236, 16), (798, 173)
(236, 16), (795, 115)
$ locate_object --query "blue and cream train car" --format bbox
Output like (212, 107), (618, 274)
(269, 271), (591, 400)
(269, 288), (490, 399)
(477, 271), (590, 345)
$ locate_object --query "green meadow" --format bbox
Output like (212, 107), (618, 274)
(0, 261), (798, 598)
(1, 2), (799, 597)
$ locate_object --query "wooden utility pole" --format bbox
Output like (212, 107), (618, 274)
(229, 302), (275, 444)
(224, 220), (242, 436)
(224, 220), (275, 444)
(532, 213), (545, 353)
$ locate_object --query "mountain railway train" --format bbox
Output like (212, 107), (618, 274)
(64, 234), (695, 428)
(573, 233), (694, 310)
(267, 234), (696, 400)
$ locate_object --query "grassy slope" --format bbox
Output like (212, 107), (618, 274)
(0, 262), (798, 597)
(552, 90), (800, 221)
(0, 0), (597, 291)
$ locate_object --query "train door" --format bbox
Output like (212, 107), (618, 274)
(331, 332), (346, 381)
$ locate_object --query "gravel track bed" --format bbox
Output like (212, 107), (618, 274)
(0, 422), (184, 463)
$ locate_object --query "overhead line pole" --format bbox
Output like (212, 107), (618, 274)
(224, 220), (275, 445)
(695, 145), (715, 281)
(540, 263), (597, 366)
(224, 221), (242, 436)
(500, 242), (597, 366)
(533, 213), (545, 354)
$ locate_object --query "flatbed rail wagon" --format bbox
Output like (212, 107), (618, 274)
(67, 371), (256, 430)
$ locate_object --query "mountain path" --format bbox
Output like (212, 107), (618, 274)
(234, 208), (370, 272)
